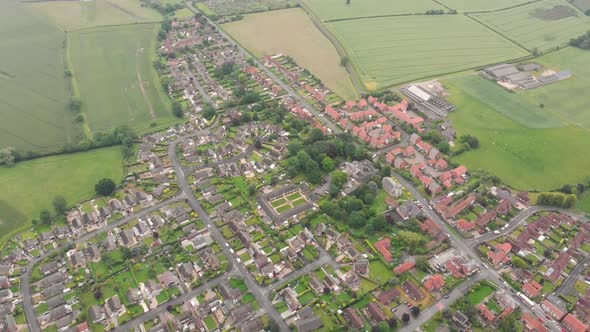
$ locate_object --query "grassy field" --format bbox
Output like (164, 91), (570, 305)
(468, 283), (495, 304)
(0, 147), (124, 243)
(446, 77), (590, 191)
(0, 1), (74, 153)
(517, 48), (590, 129)
(68, 24), (174, 134)
(222, 8), (359, 100)
(302, 0), (443, 21)
(436, 0), (531, 12)
(578, 194), (590, 214)
(28, 0), (161, 31)
(326, 15), (528, 90)
(472, 0), (590, 52)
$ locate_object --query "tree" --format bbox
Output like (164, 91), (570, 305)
(95, 178), (116, 196)
(254, 139), (262, 149)
(40, 210), (52, 225)
(309, 128), (325, 142)
(437, 141), (450, 154)
(322, 156), (335, 172)
(68, 97), (82, 113)
(0, 148), (16, 167)
(460, 134), (479, 149)
(410, 306), (421, 317)
(172, 101), (183, 118)
(401, 313), (410, 323)
(52, 196), (67, 216)
(202, 104), (216, 120)
(511, 256), (527, 269)
(341, 55), (350, 65)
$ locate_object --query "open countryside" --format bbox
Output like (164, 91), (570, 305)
(223, 8), (359, 100)
(0, 1), (73, 153)
(301, 0), (443, 21)
(472, 0), (590, 52)
(326, 15), (529, 89)
(446, 74), (590, 190)
(27, 0), (161, 31)
(0, 146), (124, 243)
(68, 23), (174, 134)
(436, 0), (532, 12)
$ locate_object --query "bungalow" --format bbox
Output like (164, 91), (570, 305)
(378, 287), (401, 305)
(158, 271), (180, 288)
(367, 302), (387, 322)
(402, 280), (424, 301)
(343, 307), (364, 329)
(457, 219), (476, 232)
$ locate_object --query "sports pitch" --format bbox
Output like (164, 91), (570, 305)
(327, 15), (528, 90)
(472, 0), (590, 52)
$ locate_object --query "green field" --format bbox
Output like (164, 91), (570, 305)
(517, 48), (590, 129)
(222, 8), (359, 100)
(446, 75), (590, 191)
(472, 0), (590, 52)
(578, 194), (590, 214)
(327, 15), (528, 90)
(0, 1), (73, 153)
(302, 0), (443, 21)
(68, 24), (174, 133)
(29, 0), (161, 31)
(437, 0), (531, 12)
(468, 283), (495, 304)
(0, 147), (124, 243)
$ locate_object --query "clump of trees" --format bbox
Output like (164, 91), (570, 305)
(537, 192), (576, 208)
(570, 31), (590, 49)
(425, 9), (445, 15)
(95, 178), (116, 196)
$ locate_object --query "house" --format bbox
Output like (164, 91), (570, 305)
(344, 307), (364, 329)
(354, 259), (370, 275)
(402, 280), (424, 301)
(394, 261), (415, 275)
(0, 289), (13, 303)
(0, 276), (10, 289)
(522, 313), (548, 332)
(341, 270), (361, 290)
(127, 288), (143, 304)
(487, 242), (512, 266)
(457, 219), (476, 232)
(144, 279), (163, 298)
(374, 238), (393, 263)
(367, 302), (387, 322)
(452, 311), (472, 332)
(89, 305), (106, 324)
(378, 287), (401, 305)
(542, 299), (566, 320)
(522, 281), (543, 298)
(158, 271), (180, 288)
(294, 314), (323, 332)
(382, 177), (403, 198)
(40, 262), (58, 276)
(106, 295), (125, 317)
(479, 304), (496, 322)
(424, 274), (446, 292)
(396, 201), (421, 220)
(517, 192), (530, 205)
(563, 313), (589, 332)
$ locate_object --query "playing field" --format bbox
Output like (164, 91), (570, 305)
(446, 79), (590, 191)
(472, 0), (590, 52)
(436, 0), (530, 12)
(0, 147), (124, 243)
(302, 0), (443, 21)
(68, 24), (174, 133)
(28, 0), (161, 31)
(223, 8), (359, 100)
(326, 15), (528, 90)
(0, 1), (74, 153)
(517, 48), (590, 130)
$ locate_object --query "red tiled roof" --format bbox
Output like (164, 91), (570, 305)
(564, 313), (589, 332)
(374, 238), (392, 263)
(424, 274), (446, 291)
(394, 261), (415, 274)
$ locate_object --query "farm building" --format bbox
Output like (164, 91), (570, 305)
(400, 84), (456, 117)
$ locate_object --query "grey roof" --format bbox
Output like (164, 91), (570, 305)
(485, 63), (519, 78)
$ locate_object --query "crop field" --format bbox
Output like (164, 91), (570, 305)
(195, 0), (296, 16)
(518, 48), (590, 129)
(327, 15), (528, 90)
(436, 0), (530, 12)
(446, 78), (590, 191)
(0, 147), (124, 243)
(223, 8), (358, 100)
(28, 0), (161, 31)
(68, 24), (174, 134)
(472, 0), (590, 52)
(0, 1), (74, 153)
(302, 0), (442, 21)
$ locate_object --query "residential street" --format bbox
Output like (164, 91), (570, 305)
(21, 195), (186, 332)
